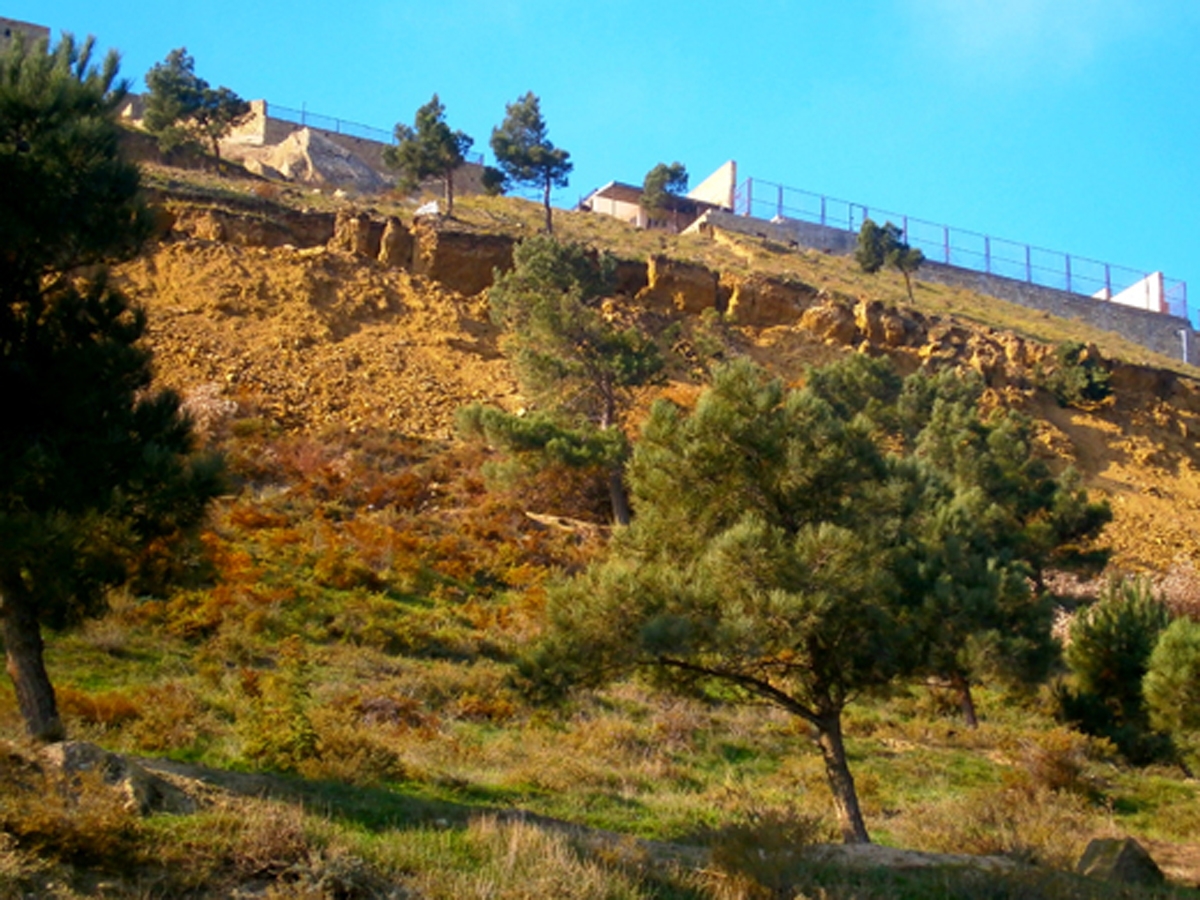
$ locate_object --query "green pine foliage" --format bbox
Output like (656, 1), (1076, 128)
(855, 218), (925, 300)
(0, 33), (224, 741)
(1038, 341), (1114, 408)
(1059, 577), (1173, 763)
(143, 47), (250, 164)
(805, 360), (1106, 722)
(461, 235), (663, 524)
(1144, 616), (1200, 771)
(524, 354), (1112, 842)
(383, 94), (473, 215)
(641, 161), (688, 226)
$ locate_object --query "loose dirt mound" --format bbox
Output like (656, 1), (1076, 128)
(116, 240), (517, 437)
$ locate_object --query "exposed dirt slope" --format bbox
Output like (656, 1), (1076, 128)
(117, 240), (517, 438)
(115, 208), (1200, 582)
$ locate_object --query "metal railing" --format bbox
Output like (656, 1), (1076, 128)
(733, 178), (1192, 327)
(268, 103), (485, 165)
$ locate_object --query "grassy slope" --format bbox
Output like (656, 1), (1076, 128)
(3, 169), (1200, 899)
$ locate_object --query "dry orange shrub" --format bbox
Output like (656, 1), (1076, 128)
(56, 687), (141, 727)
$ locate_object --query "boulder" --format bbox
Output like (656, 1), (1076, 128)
(799, 301), (860, 346)
(855, 300), (923, 348)
(1076, 838), (1164, 886)
(40, 741), (196, 816)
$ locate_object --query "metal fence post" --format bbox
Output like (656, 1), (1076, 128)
(777, 184), (783, 219)
(820, 196), (826, 227)
(1105, 264), (1111, 298)
(943, 226), (950, 264)
(984, 236), (991, 275)
(1065, 256), (1072, 294)
(902, 216), (908, 243)
(1025, 246), (1032, 283)
(746, 178), (753, 217)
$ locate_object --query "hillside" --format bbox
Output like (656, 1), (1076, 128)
(5, 168), (1200, 899)
(125, 171), (1200, 578)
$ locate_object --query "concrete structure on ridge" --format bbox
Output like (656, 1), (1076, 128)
(579, 161), (737, 232)
(0, 17), (50, 51)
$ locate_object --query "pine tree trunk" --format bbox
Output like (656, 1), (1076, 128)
(1, 580), (65, 743)
(608, 467), (631, 527)
(599, 390), (628, 526)
(952, 673), (979, 728)
(543, 176), (553, 234)
(814, 711), (870, 844)
(210, 135), (222, 170)
(903, 270), (914, 302)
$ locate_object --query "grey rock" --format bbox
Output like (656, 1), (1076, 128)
(40, 740), (196, 816)
(1077, 837), (1164, 886)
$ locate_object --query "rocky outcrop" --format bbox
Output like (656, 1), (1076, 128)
(379, 216), (414, 268)
(638, 256), (719, 314)
(328, 210), (383, 258)
(856, 299), (925, 348)
(614, 259), (650, 297)
(800, 299), (860, 345)
(722, 274), (817, 326)
(253, 127), (388, 193)
(412, 222), (515, 297)
(168, 205), (335, 249)
(1108, 362), (1178, 399)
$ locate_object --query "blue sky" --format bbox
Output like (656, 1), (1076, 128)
(19, 1), (1200, 309)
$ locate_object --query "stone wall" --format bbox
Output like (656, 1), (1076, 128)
(688, 210), (1193, 362)
(919, 261), (1192, 361)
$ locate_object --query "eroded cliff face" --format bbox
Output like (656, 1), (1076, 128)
(120, 200), (1200, 577)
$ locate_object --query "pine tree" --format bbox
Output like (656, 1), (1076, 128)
(383, 94), (473, 216)
(641, 161), (688, 228)
(490, 92), (572, 233)
(143, 47), (250, 165)
(1060, 578), (1172, 762)
(1144, 617), (1200, 772)
(459, 236), (662, 524)
(808, 361), (1107, 725)
(526, 358), (925, 843)
(0, 34), (223, 741)
(855, 218), (924, 300)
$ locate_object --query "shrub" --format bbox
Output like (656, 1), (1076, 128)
(237, 637), (320, 773)
(55, 687), (141, 729)
(1144, 616), (1200, 770)
(704, 805), (829, 895)
(1058, 577), (1172, 763)
(1038, 342), (1112, 408)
